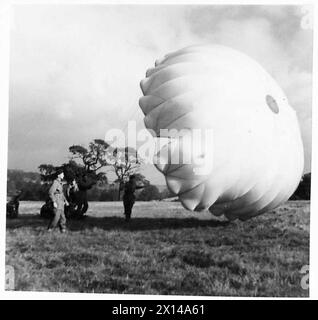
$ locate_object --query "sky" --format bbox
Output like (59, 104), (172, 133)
(8, 4), (313, 184)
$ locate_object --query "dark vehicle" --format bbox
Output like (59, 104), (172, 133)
(40, 199), (77, 220)
(6, 191), (22, 219)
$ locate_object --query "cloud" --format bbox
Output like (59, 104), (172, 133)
(8, 4), (313, 183)
(186, 5), (312, 172)
(54, 101), (73, 120)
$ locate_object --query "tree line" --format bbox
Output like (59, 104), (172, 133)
(7, 169), (175, 202)
(7, 169), (310, 202)
(7, 138), (310, 202)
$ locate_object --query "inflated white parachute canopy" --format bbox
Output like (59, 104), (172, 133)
(139, 45), (304, 221)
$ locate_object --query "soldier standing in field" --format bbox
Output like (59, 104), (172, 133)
(48, 169), (69, 232)
(122, 175), (145, 222)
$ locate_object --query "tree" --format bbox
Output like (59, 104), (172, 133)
(109, 147), (143, 200)
(38, 139), (110, 218)
(7, 179), (17, 195)
(290, 173), (311, 200)
(38, 139), (144, 202)
(7, 170), (46, 201)
(39, 161), (86, 184)
(98, 186), (118, 201)
(137, 184), (161, 201)
(39, 164), (61, 183)
(39, 139), (111, 184)
(69, 139), (110, 172)
(159, 187), (175, 200)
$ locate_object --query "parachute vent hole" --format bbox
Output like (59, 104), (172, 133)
(266, 95), (279, 114)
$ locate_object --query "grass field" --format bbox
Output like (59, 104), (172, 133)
(6, 200), (310, 297)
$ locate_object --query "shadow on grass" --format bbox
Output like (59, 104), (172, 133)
(6, 214), (230, 231)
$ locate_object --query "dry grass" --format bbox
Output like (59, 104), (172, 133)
(6, 200), (310, 297)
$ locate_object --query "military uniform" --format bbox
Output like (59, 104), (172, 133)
(48, 179), (67, 231)
(123, 180), (143, 221)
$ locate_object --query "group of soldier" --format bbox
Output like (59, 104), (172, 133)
(46, 169), (144, 233)
(40, 169), (92, 230)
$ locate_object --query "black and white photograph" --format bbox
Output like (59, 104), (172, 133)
(1, 1), (316, 299)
